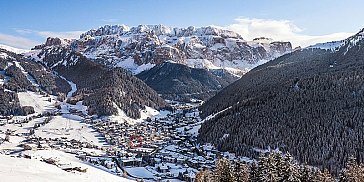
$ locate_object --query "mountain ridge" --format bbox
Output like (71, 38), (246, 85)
(137, 61), (238, 102)
(32, 24), (292, 75)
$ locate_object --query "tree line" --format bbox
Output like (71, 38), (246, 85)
(199, 47), (364, 174)
(196, 151), (364, 182)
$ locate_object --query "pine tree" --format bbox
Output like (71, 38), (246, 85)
(339, 156), (364, 182)
(272, 151), (284, 180)
(195, 169), (212, 182)
(249, 162), (259, 182)
(235, 161), (249, 182)
(315, 169), (335, 182)
(281, 152), (301, 181)
(214, 158), (236, 182)
(257, 153), (279, 182)
(299, 164), (315, 182)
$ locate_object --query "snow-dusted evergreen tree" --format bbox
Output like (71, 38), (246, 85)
(195, 151), (364, 182)
(257, 153), (279, 182)
(299, 164), (315, 181)
(214, 158), (236, 182)
(235, 161), (249, 182)
(339, 156), (364, 182)
(249, 162), (259, 182)
(281, 152), (301, 181)
(272, 151), (284, 180)
(315, 169), (335, 182)
(195, 169), (213, 182)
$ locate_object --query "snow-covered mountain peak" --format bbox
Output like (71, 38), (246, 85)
(307, 28), (364, 52)
(33, 37), (72, 50)
(346, 28), (364, 44)
(131, 24), (172, 35)
(33, 24), (292, 75)
(307, 40), (345, 51)
(80, 24), (131, 38)
(252, 37), (274, 44)
(80, 24), (242, 39)
(0, 44), (28, 54)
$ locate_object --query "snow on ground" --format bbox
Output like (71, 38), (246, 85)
(0, 117), (49, 150)
(14, 61), (40, 87)
(59, 75), (77, 97)
(0, 134), (25, 151)
(0, 64), (11, 85)
(184, 58), (269, 76)
(73, 101), (88, 115)
(0, 44), (28, 54)
(124, 167), (155, 179)
(139, 106), (162, 120)
(307, 40), (345, 51)
(108, 105), (163, 124)
(186, 125), (200, 137)
(161, 180), (183, 182)
(0, 52), (8, 59)
(203, 106), (232, 122)
(115, 57), (155, 74)
(18, 91), (57, 114)
(23, 49), (43, 62)
(0, 150), (133, 182)
(34, 115), (106, 147)
(185, 59), (220, 70)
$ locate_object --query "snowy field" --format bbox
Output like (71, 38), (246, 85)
(18, 91), (57, 114)
(124, 167), (155, 179)
(34, 114), (107, 147)
(0, 150), (133, 182)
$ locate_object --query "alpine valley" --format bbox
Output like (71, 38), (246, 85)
(1, 23), (364, 182)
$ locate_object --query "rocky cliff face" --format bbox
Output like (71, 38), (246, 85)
(35, 24), (292, 75)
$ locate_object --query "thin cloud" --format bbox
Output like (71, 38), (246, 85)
(14, 28), (33, 35)
(36, 31), (84, 39)
(0, 33), (39, 50)
(216, 17), (354, 47)
(1, 29), (85, 50)
(101, 18), (119, 23)
(14, 28), (84, 39)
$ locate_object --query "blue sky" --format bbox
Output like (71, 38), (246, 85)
(1, 0), (363, 49)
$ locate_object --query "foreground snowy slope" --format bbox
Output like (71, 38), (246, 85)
(0, 153), (133, 182)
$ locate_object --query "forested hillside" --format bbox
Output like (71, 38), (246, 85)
(137, 62), (238, 102)
(198, 29), (364, 174)
(35, 46), (168, 118)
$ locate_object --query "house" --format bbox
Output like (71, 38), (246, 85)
(157, 164), (169, 173)
(120, 158), (142, 167)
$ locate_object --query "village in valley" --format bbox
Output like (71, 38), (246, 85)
(0, 90), (242, 182)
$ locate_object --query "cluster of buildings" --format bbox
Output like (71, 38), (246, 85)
(0, 101), (241, 181)
(81, 108), (238, 181)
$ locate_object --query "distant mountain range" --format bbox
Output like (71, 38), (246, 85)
(33, 24), (292, 75)
(0, 24), (297, 119)
(198, 28), (364, 173)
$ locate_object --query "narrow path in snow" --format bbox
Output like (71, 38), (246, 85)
(0, 62), (12, 85)
(59, 75), (77, 98)
(14, 61), (40, 87)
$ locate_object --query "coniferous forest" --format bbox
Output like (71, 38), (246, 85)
(199, 31), (364, 174)
(195, 152), (364, 182)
